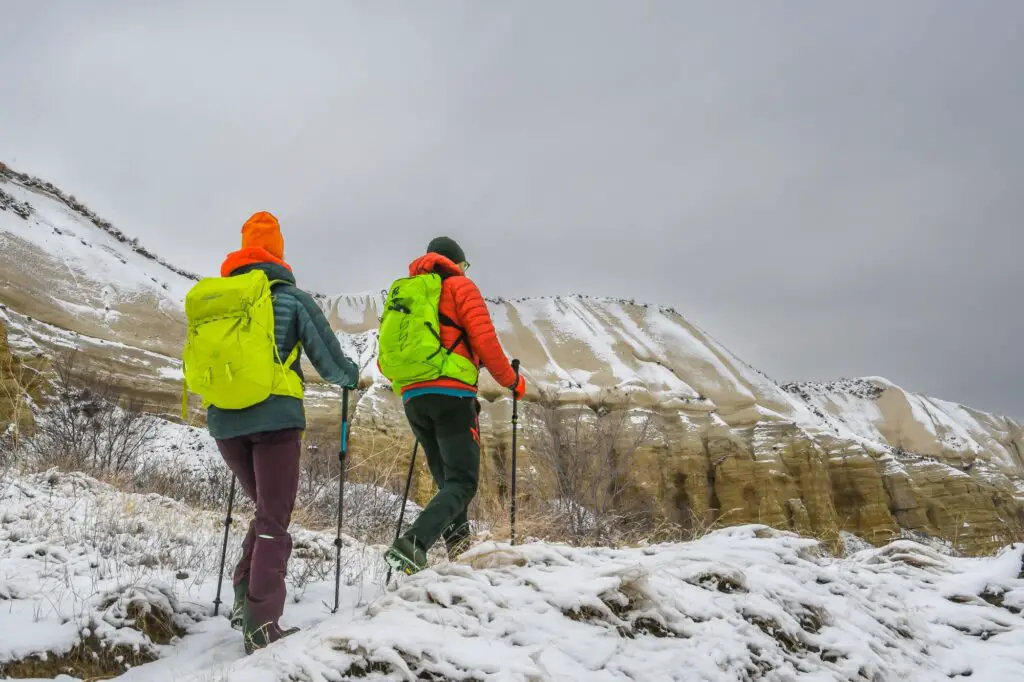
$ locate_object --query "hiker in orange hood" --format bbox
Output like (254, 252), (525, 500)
(206, 211), (358, 653)
(220, 211), (289, 275)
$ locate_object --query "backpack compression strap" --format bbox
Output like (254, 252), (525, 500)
(438, 312), (474, 361)
(432, 269), (475, 360)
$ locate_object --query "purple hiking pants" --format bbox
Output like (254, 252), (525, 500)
(216, 428), (301, 629)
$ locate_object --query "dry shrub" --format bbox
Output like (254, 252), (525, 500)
(8, 347), (697, 552)
(22, 351), (158, 479)
(133, 456), (238, 513)
(501, 390), (661, 546)
(5, 349), (235, 518)
(290, 426), (421, 544)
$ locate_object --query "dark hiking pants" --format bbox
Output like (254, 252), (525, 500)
(215, 428), (302, 629)
(402, 395), (481, 555)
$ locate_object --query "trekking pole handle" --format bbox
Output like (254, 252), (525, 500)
(340, 387), (350, 456)
(511, 359), (521, 417)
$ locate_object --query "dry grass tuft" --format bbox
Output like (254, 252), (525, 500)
(0, 635), (157, 680)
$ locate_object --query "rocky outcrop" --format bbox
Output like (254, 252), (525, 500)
(2, 163), (1022, 554)
(345, 379), (1023, 555)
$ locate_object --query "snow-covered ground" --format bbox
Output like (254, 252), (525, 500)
(4, 469), (1024, 681)
(0, 469), (386, 680)
(149, 417), (222, 466)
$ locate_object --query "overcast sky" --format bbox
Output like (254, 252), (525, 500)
(2, 2), (1022, 417)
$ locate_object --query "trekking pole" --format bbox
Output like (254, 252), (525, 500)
(510, 359), (521, 546)
(332, 387), (350, 614)
(386, 440), (419, 585)
(213, 474), (236, 616)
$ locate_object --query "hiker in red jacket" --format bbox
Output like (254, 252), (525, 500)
(383, 237), (526, 574)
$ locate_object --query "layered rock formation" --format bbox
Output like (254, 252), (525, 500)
(2, 163), (1022, 553)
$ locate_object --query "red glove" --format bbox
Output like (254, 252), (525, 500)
(511, 374), (526, 400)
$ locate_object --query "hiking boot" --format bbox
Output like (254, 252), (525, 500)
(241, 601), (299, 655)
(384, 536), (428, 576)
(230, 580), (248, 630)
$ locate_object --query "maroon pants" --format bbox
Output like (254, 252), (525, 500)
(216, 428), (301, 629)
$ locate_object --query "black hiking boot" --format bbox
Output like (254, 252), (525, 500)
(384, 536), (428, 576)
(241, 602), (299, 655)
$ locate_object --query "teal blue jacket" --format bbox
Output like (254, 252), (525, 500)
(206, 261), (358, 440)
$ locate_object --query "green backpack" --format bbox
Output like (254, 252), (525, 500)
(377, 273), (478, 395)
(181, 269), (303, 417)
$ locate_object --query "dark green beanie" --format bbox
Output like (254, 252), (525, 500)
(427, 236), (466, 265)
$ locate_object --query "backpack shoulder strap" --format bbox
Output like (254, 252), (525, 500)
(265, 279), (302, 367)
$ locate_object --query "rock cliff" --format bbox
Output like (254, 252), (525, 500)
(2, 163), (1021, 553)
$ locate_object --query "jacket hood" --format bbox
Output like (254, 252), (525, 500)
(221, 247), (293, 278)
(408, 252), (464, 278)
(221, 248), (296, 284)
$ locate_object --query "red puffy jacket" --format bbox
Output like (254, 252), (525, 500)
(398, 253), (517, 395)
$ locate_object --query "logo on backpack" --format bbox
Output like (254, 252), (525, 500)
(181, 269), (303, 416)
(377, 273), (478, 395)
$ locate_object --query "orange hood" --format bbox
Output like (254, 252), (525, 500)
(409, 252), (464, 278)
(220, 247), (292, 277)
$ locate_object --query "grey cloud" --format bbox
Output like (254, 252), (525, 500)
(1, 1), (1021, 416)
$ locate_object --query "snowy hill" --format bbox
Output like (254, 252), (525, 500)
(3, 469), (1024, 680)
(203, 531), (1024, 681)
(0, 167), (191, 360)
(783, 378), (1024, 470)
(2, 163), (1024, 553)
(318, 291), (1023, 472)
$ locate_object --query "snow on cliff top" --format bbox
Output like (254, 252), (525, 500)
(784, 378), (1023, 469)
(3, 166), (1022, 464)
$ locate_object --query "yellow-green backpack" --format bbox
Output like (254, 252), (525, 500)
(377, 273), (478, 395)
(181, 269), (302, 417)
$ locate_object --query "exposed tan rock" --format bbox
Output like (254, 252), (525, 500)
(2, 165), (1023, 555)
(0, 319), (46, 441)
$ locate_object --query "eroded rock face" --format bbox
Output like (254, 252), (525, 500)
(2, 164), (1023, 554)
(341, 384), (1023, 555)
